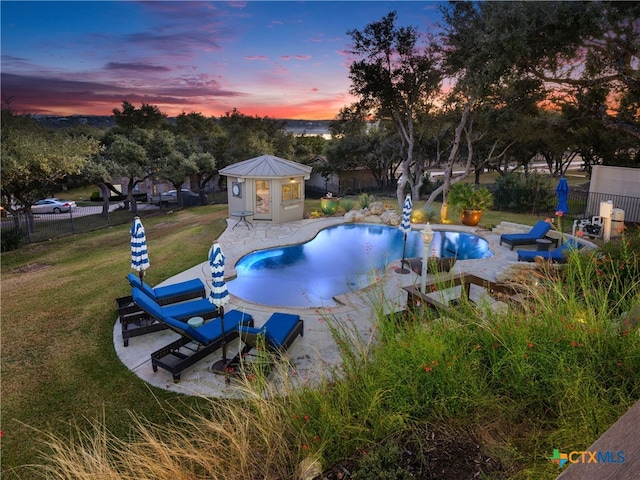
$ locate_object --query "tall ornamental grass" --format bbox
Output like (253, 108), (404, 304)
(34, 230), (640, 479)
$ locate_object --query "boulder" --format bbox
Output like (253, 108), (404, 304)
(368, 201), (385, 215)
(380, 209), (402, 226)
(344, 210), (366, 223)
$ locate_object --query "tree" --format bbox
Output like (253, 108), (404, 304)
(326, 111), (401, 191)
(175, 112), (226, 204)
(103, 133), (149, 214)
(1, 109), (98, 225)
(449, 2), (640, 144)
(217, 109), (294, 167)
(105, 101), (173, 213)
(347, 11), (444, 207)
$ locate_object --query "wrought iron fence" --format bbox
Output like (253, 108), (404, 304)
(1, 191), (230, 249)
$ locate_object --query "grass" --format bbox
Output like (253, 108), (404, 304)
(2, 198), (638, 479)
(1, 205), (230, 478)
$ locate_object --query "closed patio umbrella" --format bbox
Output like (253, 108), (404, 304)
(130, 216), (149, 284)
(395, 194), (412, 274)
(556, 178), (569, 215)
(209, 242), (230, 372)
(555, 178), (569, 244)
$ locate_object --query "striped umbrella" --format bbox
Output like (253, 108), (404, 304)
(130, 216), (150, 283)
(209, 242), (230, 365)
(395, 194), (412, 274)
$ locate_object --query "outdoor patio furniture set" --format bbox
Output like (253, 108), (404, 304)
(115, 274), (304, 382)
(498, 219), (584, 263)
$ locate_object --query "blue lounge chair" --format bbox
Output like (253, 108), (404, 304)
(127, 273), (205, 305)
(227, 313), (304, 376)
(516, 239), (583, 263)
(118, 286), (221, 347)
(132, 286), (222, 322)
(132, 287), (253, 381)
(499, 220), (554, 250)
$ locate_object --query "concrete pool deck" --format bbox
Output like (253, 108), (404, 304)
(113, 217), (542, 397)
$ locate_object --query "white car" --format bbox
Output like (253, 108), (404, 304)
(32, 198), (77, 214)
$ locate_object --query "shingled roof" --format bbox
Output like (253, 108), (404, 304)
(219, 155), (312, 178)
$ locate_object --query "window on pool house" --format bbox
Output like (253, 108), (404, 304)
(282, 180), (301, 202)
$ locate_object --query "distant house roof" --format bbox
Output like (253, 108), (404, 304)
(218, 155), (312, 179)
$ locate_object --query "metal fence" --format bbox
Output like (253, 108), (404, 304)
(1, 191), (230, 249)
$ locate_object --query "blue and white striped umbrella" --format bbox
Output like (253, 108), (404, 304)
(400, 194), (412, 234)
(208, 242), (229, 308)
(130, 216), (149, 280)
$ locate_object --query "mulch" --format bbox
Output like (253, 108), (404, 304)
(314, 423), (507, 480)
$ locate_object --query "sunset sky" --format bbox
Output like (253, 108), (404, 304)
(1, 1), (443, 120)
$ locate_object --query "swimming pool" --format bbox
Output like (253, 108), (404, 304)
(227, 224), (493, 308)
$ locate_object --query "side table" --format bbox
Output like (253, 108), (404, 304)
(536, 238), (553, 251)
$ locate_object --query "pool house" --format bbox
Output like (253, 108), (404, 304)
(219, 155), (313, 224)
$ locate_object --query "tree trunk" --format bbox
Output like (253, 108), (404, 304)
(97, 183), (112, 216)
(127, 178), (138, 215)
(423, 99), (474, 209)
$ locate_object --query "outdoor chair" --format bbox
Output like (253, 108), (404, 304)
(127, 273), (205, 304)
(132, 286), (222, 322)
(117, 285), (219, 347)
(117, 275), (206, 347)
(132, 287), (254, 381)
(499, 220), (554, 250)
(226, 312), (304, 377)
(516, 239), (584, 263)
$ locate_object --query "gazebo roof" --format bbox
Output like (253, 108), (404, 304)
(219, 155), (312, 179)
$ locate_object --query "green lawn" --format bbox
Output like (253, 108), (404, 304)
(1, 205), (230, 478)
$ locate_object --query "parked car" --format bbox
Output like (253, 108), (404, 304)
(150, 189), (199, 206)
(32, 198), (77, 214)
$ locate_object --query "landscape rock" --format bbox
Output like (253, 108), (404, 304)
(380, 209), (402, 226)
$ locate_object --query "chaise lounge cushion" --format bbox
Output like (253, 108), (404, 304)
(240, 313), (301, 349)
(499, 221), (552, 250)
(161, 309), (253, 345)
(516, 238), (583, 263)
(128, 273), (205, 302)
(132, 286), (219, 321)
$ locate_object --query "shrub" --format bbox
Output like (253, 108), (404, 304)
(359, 193), (375, 209)
(340, 198), (355, 212)
(1, 228), (23, 252)
(493, 172), (555, 213)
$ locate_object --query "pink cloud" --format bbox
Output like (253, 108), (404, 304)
(245, 55), (268, 61)
(295, 55), (311, 61)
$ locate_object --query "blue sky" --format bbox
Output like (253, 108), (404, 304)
(1, 1), (443, 119)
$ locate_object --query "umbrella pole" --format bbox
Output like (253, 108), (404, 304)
(211, 307), (229, 374)
(395, 233), (410, 274)
(220, 306), (227, 363)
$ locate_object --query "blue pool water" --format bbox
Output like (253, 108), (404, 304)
(228, 224), (493, 308)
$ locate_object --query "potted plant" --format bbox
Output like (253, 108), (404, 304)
(446, 182), (493, 226)
(320, 192), (340, 215)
